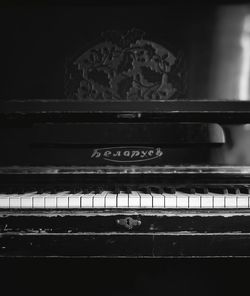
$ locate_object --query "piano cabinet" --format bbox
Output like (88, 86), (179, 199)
(1, 100), (250, 257)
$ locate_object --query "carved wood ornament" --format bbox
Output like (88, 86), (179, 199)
(65, 29), (186, 100)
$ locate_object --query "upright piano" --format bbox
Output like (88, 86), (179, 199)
(1, 99), (250, 257)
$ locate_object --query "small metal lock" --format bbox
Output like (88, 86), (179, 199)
(116, 217), (141, 230)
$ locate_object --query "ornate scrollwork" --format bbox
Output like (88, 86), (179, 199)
(65, 29), (186, 100)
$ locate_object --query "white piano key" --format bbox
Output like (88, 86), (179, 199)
(152, 193), (165, 208)
(117, 193), (129, 208)
(129, 191), (140, 208)
(54, 191), (70, 208)
(237, 195), (249, 208)
(68, 195), (81, 208)
(20, 191), (36, 208)
(164, 194), (177, 208)
(45, 195), (57, 208)
(33, 195), (45, 208)
(225, 196), (237, 208)
(21, 196), (33, 208)
(93, 192), (107, 208)
(57, 196), (69, 208)
(9, 195), (21, 208)
(0, 194), (10, 208)
(105, 193), (117, 207)
(189, 194), (201, 208)
(201, 195), (213, 208)
(176, 194), (189, 208)
(2, 190), (249, 211)
(213, 195), (225, 208)
(81, 193), (94, 208)
(140, 193), (152, 208)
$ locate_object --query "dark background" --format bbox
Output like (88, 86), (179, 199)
(1, 258), (250, 295)
(0, 2), (217, 100)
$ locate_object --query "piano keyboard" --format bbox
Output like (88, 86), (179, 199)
(0, 189), (250, 209)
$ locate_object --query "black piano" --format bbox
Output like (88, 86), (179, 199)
(1, 99), (250, 257)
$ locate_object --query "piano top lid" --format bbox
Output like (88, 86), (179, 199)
(0, 99), (250, 113)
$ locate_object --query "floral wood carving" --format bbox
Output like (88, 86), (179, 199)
(65, 29), (186, 100)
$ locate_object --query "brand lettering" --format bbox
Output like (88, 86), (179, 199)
(90, 147), (163, 163)
(91, 149), (101, 158)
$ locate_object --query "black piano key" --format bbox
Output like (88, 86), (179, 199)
(16, 188), (25, 194)
(208, 187), (225, 194)
(239, 186), (250, 194)
(163, 187), (176, 194)
(150, 187), (157, 193)
(125, 186), (132, 194)
(158, 187), (164, 194)
(224, 187), (237, 194)
(140, 187), (151, 194)
(178, 187), (196, 194)
(82, 188), (91, 194)
(50, 187), (59, 194)
(195, 187), (207, 194)
(70, 186), (84, 194)
(112, 186), (120, 194)
(94, 187), (103, 194)
(150, 187), (164, 194)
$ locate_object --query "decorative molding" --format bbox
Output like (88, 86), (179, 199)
(65, 29), (186, 100)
